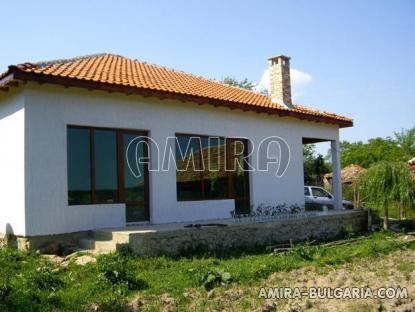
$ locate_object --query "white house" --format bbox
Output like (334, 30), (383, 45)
(0, 53), (352, 239)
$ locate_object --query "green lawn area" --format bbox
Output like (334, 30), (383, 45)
(0, 231), (414, 311)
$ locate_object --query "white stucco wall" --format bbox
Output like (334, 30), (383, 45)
(0, 91), (26, 236)
(23, 83), (339, 236)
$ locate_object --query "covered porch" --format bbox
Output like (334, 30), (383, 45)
(302, 137), (343, 210)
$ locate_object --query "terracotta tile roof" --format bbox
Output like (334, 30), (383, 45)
(0, 53), (353, 127)
(324, 164), (366, 184)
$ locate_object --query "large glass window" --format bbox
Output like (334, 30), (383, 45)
(94, 130), (118, 203)
(67, 127), (92, 205)
(228, 139), (250, 213)
(202, 137), (228, 199)
(67, 126), (149, 220)
(176, 135), (203, 200)
(176, 134), (250, 213)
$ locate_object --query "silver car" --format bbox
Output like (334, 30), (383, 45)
(304, 186), (354, 209)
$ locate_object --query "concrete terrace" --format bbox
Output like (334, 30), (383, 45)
(80, 210), (368, 256)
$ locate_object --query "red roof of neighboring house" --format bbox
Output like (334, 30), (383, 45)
(0, 53), (353, 127)
(324, 164), (366, 184)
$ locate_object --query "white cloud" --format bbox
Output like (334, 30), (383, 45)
(254, 69), (270, 93)
(255, 68), (313, 100)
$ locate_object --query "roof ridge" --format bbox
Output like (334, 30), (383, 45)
(25, 53), (117, 68)
(16, 52), (271, 99)
(294, 103), (344, 116)
(123, 55), (269, 98)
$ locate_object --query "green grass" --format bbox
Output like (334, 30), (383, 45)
(0, 231), (414, 311)
(366, 201), (415, 219)
(396, 260), (415, 281)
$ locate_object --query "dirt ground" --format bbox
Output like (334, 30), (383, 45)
(261, 248), (415, 312)
(135, 246), (415, 312)
(124, 234), (415, 312)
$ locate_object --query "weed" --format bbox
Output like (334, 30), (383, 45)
(196, 268), (233, 290)
(341, 224), (355, 238)
(27, 266), (64, 291)
(96, 253), (148, 291)
(284, 242), (319, 261)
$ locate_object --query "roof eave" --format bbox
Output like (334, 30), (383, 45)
(8, 69), (353, 128)
(0, 70), (15, 89)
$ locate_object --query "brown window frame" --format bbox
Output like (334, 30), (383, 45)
(175, 133), (251, 207)
(67, 125), (149, 209)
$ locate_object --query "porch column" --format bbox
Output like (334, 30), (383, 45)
(331, 140), (343, 209)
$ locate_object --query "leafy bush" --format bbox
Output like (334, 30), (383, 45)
(0, 247), (26, 263)
(0, 282), (12, 303)
(284, 242), (319, 261)
(92, 292), (129, 312)
(27, 266), (64, 291)
(197, 268), (233, 290)
(0, 266), (64, 310)
(231, 203), (304, 219)
(96, 253), (147, 291)
(0, 248), (64, 310)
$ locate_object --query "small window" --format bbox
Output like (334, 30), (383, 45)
(312, 187), (330, 198)
(304, 187), (310, 196)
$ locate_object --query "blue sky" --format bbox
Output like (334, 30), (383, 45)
(1, 0), (414, 152)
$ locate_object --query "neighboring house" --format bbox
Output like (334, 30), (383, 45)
(323, 164), (366, 188)
(0, 54), (353, 238)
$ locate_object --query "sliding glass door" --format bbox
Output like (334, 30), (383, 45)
(119, 131), (149, 223)
(227, 139), (251, 214)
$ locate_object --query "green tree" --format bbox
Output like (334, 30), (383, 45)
(394, 128), (415, 157)
(303, 144), (331, 185)
(221, 77), (255, 90)
(357, 161), (414, 229)
(340, 127), (415, 168)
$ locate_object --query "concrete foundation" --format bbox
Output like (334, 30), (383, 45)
(2, 210), (368, 256)
(4, 231), (89, 253)
(126, 210), (368, 256)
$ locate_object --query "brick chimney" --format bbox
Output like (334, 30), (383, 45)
(268, 55), (293, 108)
